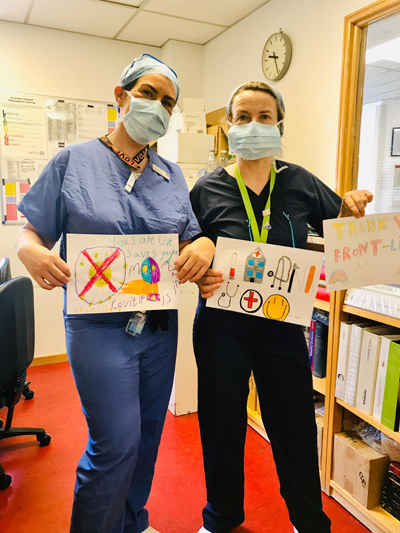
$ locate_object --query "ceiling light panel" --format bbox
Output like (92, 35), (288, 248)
(145, 0), (267, 26)
(29, 0), (137, 38)
(117, 11), (223, 46)
(0, 0), (32, 23)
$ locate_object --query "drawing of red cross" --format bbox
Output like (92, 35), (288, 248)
(78, 248), (120, 298)
(253, 250), (262, 257)
(244, 291), (258, 309)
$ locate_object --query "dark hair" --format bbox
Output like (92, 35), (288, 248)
(226, 82), (285, 135)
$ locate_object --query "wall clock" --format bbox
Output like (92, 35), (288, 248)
(262, 30), (292, 81)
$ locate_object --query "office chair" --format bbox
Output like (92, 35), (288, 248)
(0, 258), (34, 400)
(0, 257), (11, 284)
(0, 276), (51, 490)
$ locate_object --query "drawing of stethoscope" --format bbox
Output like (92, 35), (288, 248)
(270, 256), (292, 290)
(218, 282), (239, 308)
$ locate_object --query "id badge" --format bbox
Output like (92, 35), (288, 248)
(126, 311), (147, 337)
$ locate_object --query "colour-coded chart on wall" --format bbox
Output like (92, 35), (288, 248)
(0, 90), (117, 224)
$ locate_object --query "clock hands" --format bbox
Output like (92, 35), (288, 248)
(268, 52), (280, 75)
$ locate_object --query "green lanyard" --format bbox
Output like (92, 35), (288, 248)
(234, 163), (276, 243)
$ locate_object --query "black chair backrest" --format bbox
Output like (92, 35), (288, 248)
(0, 277), (35, 390)
(0, 258), (11, 285)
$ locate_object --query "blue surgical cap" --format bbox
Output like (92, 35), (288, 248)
(226, 82), (285, 115)
(120, 54), (180, 102)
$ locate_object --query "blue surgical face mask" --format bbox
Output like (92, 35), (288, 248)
(122, 93), (171, 144)
(228, 120), (283, 161)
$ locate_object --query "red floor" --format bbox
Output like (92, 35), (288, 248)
(0, 362), (369, 533)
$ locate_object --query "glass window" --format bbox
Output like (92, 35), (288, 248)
(357, 12), (400, 213)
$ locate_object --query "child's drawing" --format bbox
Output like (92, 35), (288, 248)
(208, 237), (323, 327)
(74, 246), (126, 306)
(67, 233), (179, 314)
(243, 247), (266, 284)
(120, 257), (161, 301)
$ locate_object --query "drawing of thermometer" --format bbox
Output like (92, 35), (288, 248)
(305, 265), (316, 294)
(229, 252), (238, 280)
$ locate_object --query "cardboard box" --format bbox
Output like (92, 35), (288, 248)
(157, 132), (215, 164)
(178, 163), (206, 191)
(316, 415), (324, 471)
(247, 373), (257, 412)
(182, 98), (205, 112)
(172, 111), (207, 134)
(207, 125), (229, 158)
(333, 432), (390, 509)
(206, 106), (226, 127)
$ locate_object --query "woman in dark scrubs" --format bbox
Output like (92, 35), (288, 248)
(190, 81), (373, 533)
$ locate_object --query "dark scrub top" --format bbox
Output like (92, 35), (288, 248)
(190, 160), (342, 249)
(190, 160), (343, 350)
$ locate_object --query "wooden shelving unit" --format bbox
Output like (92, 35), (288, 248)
(330, 481), (400, 533)
(342, 304), (400, 328)
(336, 398), (400, 445)
(313, 376), (327, 396)
(247, 407), (269, 442)
(323, 1), (400, 529)
(322, 289), (400, 531)
(315, 299), (330, 313)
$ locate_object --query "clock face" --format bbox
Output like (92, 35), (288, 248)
(262, 32), (292, 81)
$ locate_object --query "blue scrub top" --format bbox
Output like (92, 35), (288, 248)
(18, 139), (201, 262)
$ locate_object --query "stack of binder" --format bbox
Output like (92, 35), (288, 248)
(381, 462), (400, 520)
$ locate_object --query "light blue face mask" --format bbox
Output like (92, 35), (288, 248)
(228, 120), (283, 161)
(122, 93), (171, 145)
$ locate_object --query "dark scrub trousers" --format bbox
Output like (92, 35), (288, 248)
(190, 161), (342, 533)
(18, 140), (201, 533)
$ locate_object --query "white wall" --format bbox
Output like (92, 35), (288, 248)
(203, 0), (370, 189)
(0, 21), (161, 357)
(162, 40), (204, 102)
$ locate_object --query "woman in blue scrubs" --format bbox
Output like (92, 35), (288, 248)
(190, 82), (373, 533)
(16, 54), (215, 533)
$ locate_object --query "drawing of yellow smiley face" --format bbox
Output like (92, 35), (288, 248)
(263, 295), (290, 321)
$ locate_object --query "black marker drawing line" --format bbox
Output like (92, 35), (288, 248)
(287, 263), (300, 293)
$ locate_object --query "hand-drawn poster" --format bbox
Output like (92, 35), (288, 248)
(207, 237), (324, 327)
(323, 212), (400, 292)
(67, 233), (180, 314)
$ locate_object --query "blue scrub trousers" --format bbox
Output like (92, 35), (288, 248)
(65, 311), (178, 533)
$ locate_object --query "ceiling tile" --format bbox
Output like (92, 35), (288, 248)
(29, 0), (136, 38)
(0, 0), (32, 23)
(99, 0), (144, 5)
(145, 0), (267, 26)
(117, 11), (223, 46)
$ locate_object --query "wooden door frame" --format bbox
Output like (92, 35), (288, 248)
(336, 0), (400, 197)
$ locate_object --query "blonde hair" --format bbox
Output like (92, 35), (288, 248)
(225, 81), (285, 135)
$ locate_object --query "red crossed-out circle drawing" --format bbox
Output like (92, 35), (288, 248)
(240, 289), (263, 314)
(78, 248), (120, 298)
(74, 246), (126, 306)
